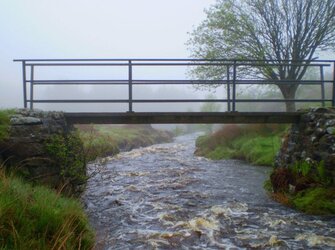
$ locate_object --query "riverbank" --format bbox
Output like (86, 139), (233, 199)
(194, 115), (335, 215)
(0, 109), (174, 248)
(195, 124), (286, 166)
(0, 168), (94, 249)
(268, 108), (335, 215)
(83, 133), (335, 249)
(77, 124), (173, 161)
(0, 109), (95, 249)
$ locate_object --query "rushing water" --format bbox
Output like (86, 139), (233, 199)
(82, 134), (335, 249)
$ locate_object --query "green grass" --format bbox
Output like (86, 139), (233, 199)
(292, 187), (335, 215)
(77, 125), (172, 161)
(196, 124), (285, 166)
(0, 109), (14, 141)
(230, 135), (281, 165)
(268, 161), (335, 215)
(0, 170), (94, 250)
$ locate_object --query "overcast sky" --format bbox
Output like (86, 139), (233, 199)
(0, 0), (216, 109)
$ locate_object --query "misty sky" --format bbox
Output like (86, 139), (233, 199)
(0, 0), (216, 110)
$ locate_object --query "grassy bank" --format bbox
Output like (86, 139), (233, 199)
(0, 109), (95, 249)
(0, 169), (94, 249)
(268, 161), (335, 215)
(195, 124), (287, 166)
(195, 123), (335, 215)
(77, 124), (173, 161)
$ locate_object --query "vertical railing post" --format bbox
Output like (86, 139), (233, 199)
(333, 61), (335, 107)
(226, 65), (231, 111)
(232, 60), (237, 112)
(319, 65), (325, 107)
(22, 61), (27, 108)
(128, 60), (133, 112)
(30, 65), (34, 110)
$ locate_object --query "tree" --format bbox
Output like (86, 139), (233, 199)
(188, 0), (335, 111)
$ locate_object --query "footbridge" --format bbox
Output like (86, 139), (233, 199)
(14, 59), (335, 124)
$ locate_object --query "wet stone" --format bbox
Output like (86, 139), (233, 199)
(326, 127), (335, 134)
(325, 119), (335, 127)
(10, 116), (42, 125)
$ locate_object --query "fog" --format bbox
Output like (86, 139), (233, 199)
(1, 1), (333, 114)
(0, 0), (217, 111)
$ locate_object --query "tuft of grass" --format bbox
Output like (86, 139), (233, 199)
(292, 187), (335, 215)
(230, 135), (281, 166)
(0, 169), (95, 249)
(267, 161), (334, 215)
(0, 109), (15, 141)
(195, 124), (286, 166)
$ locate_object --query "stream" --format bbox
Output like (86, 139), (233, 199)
(82, 134), (335, 249)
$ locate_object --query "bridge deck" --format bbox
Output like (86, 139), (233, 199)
(64, 112), (302, 124)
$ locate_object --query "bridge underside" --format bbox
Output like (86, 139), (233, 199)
(64, 112), (302, 124)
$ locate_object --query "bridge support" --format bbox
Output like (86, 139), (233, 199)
(64, 112), (302, 124)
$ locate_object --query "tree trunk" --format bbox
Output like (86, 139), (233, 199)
(277, 84), (299, 112)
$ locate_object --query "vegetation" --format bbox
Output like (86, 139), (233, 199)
(292, 188), (335, 215)
(195, 124), (286, 166)
(0, 109), (95, 248)
(197, 122), (335, 215)
(0, 169), (94, 250)
(0, 109), (14, 141)
(269, 160), (335, 215)
(45, 132), (87, 193)
(188, 0), (335, 111)
(77, 124), (172, 162)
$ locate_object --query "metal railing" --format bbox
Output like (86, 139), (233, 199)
(13, 58), (335, 112)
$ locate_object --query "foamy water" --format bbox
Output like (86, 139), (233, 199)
(82, 134), (335, 249)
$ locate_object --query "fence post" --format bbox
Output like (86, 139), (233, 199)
(30, 65), (34, 110)
(22, 61), (27, 108)
(232, 60), (237, 111)
(319, 65), (325, 107)
(128, 60), (133, 112)
(226, 65), (231, 111)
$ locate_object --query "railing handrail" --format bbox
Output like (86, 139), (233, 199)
(13, 58), (335, 63)
(14, 58), (335, 111)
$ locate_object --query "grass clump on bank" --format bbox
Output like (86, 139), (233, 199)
(77, 124), (172, 162)
(0, 109), (14, 141)
(268, 160), (335, 215)
(195, 124), (286, 166)
(292, 187), (335, 215)
(0, 169), (94, 249)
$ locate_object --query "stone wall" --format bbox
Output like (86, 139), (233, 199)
(0, 109), (86, 195)
(275, 107), (335, 182)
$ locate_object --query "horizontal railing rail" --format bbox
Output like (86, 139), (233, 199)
(14, 58), (335, 112)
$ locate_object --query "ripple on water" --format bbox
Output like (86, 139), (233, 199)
(83, 135), (335, 249)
